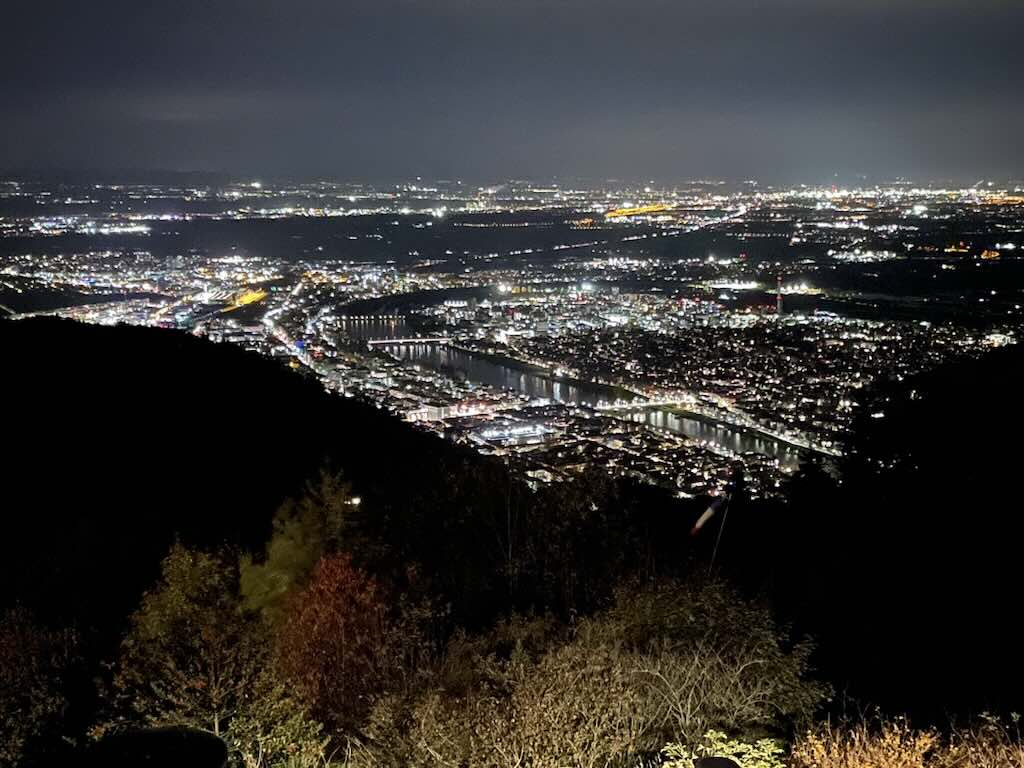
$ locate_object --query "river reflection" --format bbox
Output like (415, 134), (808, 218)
(336, 317), (408, 341)
(390, 343), (635, 405)
(389, 342), (802, 465)
(633, 408), (801, 467)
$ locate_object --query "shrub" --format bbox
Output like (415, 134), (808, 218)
(228, 667), (329, 768)
(391, 580), (826, 768)
(609, 580), (828, 746)
(792, 717), (1024, 768)
(0, 608), (78, 767)
(940, 715), (1024, 768)
(792, 720), (938, 768)
(662, 730), (786, 768)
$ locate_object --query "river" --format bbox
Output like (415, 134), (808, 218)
(383, 339), (802, 466)
(627, 407), (802, 466)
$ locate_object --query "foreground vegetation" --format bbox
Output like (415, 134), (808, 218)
(792, 719), (1024, 768)
(4, 471), (1022, 766)
(89, 476), (827, 766)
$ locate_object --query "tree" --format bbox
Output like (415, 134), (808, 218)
(106, 544), (328, 767)
(241, 468), (353, 622)
(109, 544), (263, 738)
(0, 607), (78, 768)
(275, 554), (391, 737)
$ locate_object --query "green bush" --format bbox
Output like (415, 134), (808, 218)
(662, 730), (786, 768)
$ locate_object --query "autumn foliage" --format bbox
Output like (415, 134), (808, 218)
(276, 554), (391, 735)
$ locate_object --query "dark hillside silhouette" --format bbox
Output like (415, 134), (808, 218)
(718, 342), (1024, 720)
(1, 317), (695, 644)
(2, 317), (510, 638)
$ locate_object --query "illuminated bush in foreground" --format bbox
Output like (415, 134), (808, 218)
(662, 730), (786, 768)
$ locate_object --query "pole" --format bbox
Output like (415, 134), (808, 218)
(708, 492), (732, 576)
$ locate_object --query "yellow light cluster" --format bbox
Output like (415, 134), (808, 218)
(225, 288), (268, 311)
(605, 204), (672, 219)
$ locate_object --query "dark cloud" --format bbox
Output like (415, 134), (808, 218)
(2, 0), (1021, 181)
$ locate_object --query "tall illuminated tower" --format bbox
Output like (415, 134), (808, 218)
(776, 275), (783, 316)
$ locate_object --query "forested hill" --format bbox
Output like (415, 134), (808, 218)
(1, 317), (694, 641)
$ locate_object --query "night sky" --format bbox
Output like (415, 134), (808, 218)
(3, 0), (1022, 182)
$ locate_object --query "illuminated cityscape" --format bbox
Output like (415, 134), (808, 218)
(5, 177), (1020, 499)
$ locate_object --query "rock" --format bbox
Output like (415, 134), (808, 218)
(695, 758), (741, 768)
(82, 727), (227, 768)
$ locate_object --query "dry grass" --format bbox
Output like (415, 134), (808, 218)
(791, 717), (1024, 768)
(941, 717), (1024, 768)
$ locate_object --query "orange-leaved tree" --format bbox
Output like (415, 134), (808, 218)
(275, 553), (392, 738)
